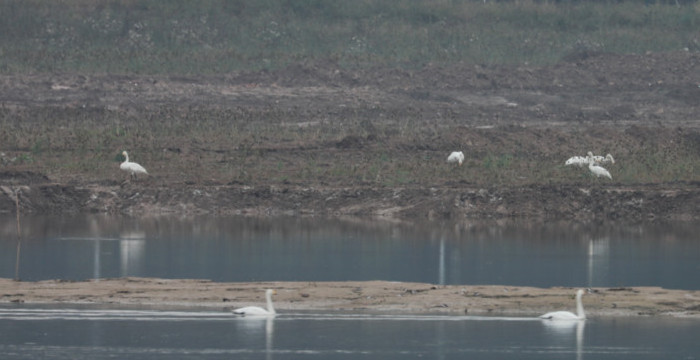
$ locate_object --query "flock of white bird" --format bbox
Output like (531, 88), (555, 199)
(233, 288), (587, 320)
(120, 148), (613, 182)
(565, 151), (615, 180)
(448, 150), (615, 180)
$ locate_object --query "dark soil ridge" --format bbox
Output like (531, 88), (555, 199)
(1, 174), (698, 221)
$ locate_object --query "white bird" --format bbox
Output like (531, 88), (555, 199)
(588, 157), (612, 180)
(587, 152), (615, 165)
(540, 289), (586, 321)
(447, 151), (465, 166)
(233, 289), (277, 316)
(120, 151), (148, 180)
(566, 153), (614, 167)
(564, 156), (589, 167)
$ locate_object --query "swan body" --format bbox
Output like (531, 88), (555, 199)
(233, 289), (277, 316)
(565, 156), (589, 167)
(447, 151), (465, 166)
(540, 289), (586, 321)
(588, 157), (612, 179)
(587, 152), (615, 165)
(120, 151), (148, 179)
(566, 153), (614, 167)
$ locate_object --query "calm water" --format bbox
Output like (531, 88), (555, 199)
(1, 306), (699, 360)
(1, 215), (699, 359)
(0, 215), (698, 289)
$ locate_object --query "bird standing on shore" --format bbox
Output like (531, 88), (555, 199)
(588, 156), (612, 180)
(120, 151), (148, 180)
(447, 151), (465, 166)
(587, 152), (615, 165)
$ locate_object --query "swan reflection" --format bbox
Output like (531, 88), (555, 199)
(541, 318), (585, 360)
(235, 315), (275, 360)
(587, 237), (610, 288)
(119, 231), (145, 277)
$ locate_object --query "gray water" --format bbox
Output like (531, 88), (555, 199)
(2, 215), (699, 359)
(1, 306), (699, 359)
(1, 215), (699, 289)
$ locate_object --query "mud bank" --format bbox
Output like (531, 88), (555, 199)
(1, 179), (699, 221)
(1, 278), (698, 318)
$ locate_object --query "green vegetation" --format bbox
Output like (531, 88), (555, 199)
(1, 0), (698, 74)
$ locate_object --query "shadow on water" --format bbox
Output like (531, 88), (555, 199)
(1, 214), (699, 289)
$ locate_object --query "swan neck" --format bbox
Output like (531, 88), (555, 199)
(123, 152), (129, 163)
(576, 292), (585, 319)
(266, 291), (276, 314)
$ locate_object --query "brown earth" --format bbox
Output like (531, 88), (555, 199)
(0, 51), (699, 221)
(1, 278), (699, 318)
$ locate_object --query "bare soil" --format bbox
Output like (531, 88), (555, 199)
(0, 52), (699, 221)
(1, 278), (698, 318)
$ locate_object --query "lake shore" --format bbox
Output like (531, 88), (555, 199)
(1, 278), (698, 318)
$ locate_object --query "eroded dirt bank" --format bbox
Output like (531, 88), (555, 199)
(1, 179), (699, 221)
(1, 278), (698, 318)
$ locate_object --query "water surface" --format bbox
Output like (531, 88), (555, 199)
(0, 306), (698, 360)
(1, 215), (698, 289)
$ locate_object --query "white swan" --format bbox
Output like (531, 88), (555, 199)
(588, 157), (612, 180)
(233, 289), (277, 316)
(565, 156), (589, 167)
(587, 152), (615, 165)
(540, 289), (586, 321)
(566, 153), (614, 167)
(603, 153), (615, 164)
(120, 151), (148, 179)
(447, 151), (465, 166)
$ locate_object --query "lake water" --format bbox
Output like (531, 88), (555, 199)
(1, 215), (699, 359)
(1, 306), (699, 360)
(1, 215), (699, 289)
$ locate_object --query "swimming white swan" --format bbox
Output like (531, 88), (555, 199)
(588, 157), (612, 180)
(233, 289), (277, 316)
(120, 151), (148, 179)
(447, 151), (465, 166)
(540, 289), (586, 320)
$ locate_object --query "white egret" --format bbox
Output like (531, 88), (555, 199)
(233, 289), (277, 316)
(120, 151), (148, 180)
(540, 289), (586, 321)
(447, 151), (465, 166)
(588, 157), (612, 179)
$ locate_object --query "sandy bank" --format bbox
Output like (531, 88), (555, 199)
(1, 278), (698, 318)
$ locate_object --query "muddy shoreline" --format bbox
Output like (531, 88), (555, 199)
(2, 179), (699, 222)
(1, 278), (698, 318)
